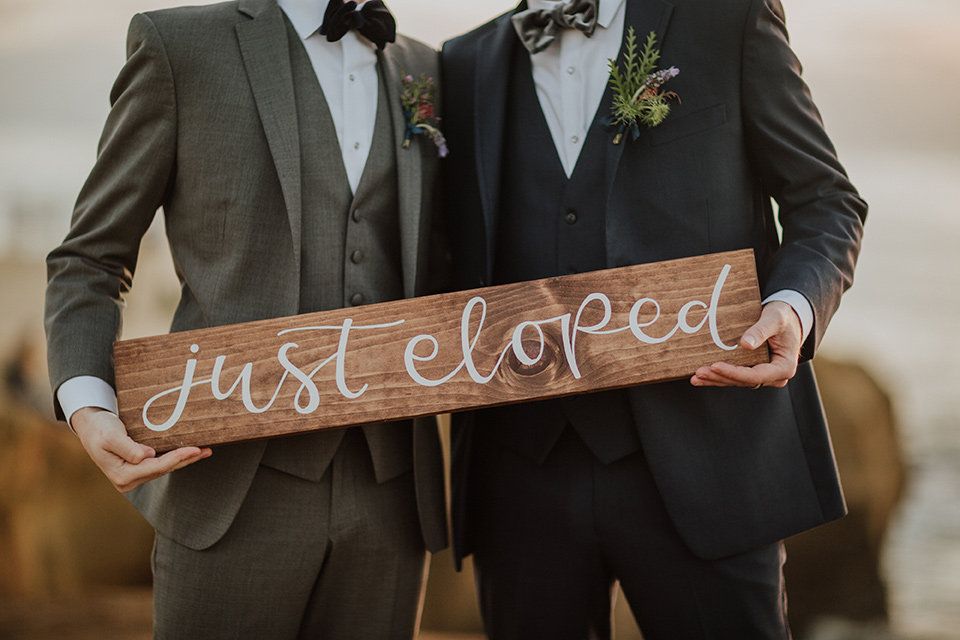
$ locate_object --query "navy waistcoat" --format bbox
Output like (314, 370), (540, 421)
(477, 43), (640, 465)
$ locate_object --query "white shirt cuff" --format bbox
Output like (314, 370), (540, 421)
(762, 289), (813, 345)
(57, 376), (118, 431)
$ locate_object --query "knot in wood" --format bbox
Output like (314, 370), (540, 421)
(507, 338), (559, 376)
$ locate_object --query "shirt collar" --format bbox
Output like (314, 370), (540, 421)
(277, 0), (326, 40)
(525, 0), (625, 30)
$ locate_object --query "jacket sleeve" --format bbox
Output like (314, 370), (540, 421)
(44, 13), (178, 417)
(740, 0), (867, 359)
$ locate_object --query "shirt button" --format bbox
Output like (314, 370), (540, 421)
(566, 66), (575, 75)
(570, 135), (580, 144)
(352, 209), (362, 222)
(349, 74), (356, 82)
(350, 293), (364, 306)
(353, 142), (360, 150)
(564, 210), (578, 225)
(351, 250), (364, 264)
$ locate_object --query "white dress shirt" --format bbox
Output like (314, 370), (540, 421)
(527, 0), (626, 178)
(58, 0), (382, 428)
(279, 0), (379, 194)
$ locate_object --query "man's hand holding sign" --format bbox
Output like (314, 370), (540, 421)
(692, 300), (802, 390)
(70, 407), (211, 493)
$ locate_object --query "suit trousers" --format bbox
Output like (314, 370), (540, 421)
(151, 429), (428, 639)
(470, 427), (791, 640)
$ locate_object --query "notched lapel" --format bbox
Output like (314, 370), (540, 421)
(643, 0), (674, 50)
(475, 9), (521, 280)
(603, 0), (674, 198)
(236, 3), (303, 275)
(380, 45), (423, 299)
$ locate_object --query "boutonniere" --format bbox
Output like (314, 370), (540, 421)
(606, 28), (680, 144)
(401, 73), (448, 157)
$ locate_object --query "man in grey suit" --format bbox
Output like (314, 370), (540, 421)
(44, 0), (447, 637)
(442, 0), (866, 637)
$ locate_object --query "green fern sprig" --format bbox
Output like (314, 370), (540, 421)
(622, 28), (641, 95)
(606, 29), (635, 105)
(638, 31), (661, 80)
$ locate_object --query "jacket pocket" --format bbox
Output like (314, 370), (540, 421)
(648, 103), (727, 147)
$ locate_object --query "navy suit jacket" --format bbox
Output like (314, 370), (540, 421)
(441, 0), (866, 562)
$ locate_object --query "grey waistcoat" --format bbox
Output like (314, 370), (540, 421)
(260, 22), (413, 483)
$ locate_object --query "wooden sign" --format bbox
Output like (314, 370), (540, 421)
(115, 250), (768, 451)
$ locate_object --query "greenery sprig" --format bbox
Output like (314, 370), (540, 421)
(607, 28), (680, 144)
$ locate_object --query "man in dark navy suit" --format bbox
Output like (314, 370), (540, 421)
(441, 0), (866, 637)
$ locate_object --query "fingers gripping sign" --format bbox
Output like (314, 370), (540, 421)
(71, 407), (212, 493)
(690, 301), (802, 389)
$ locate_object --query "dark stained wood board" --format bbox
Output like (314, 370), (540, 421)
(114, 249), (768, 451)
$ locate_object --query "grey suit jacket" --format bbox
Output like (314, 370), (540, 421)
(442, 0), (866, 561)
(45, 0), (447, 553)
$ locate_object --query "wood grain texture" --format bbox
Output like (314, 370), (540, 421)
(115, 250), (768, 451)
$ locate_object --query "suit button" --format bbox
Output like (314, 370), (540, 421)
(352, 209), (362, 222)
(351, 250), (364, 264)
(351, 293), (364, 306)
(564, 210), (578, 225)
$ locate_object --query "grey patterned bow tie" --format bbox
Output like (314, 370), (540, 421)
(512, 0), (600, 55)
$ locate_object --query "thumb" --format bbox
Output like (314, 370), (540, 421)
(104, 427), (156, 464)
(740, 317), (774, 350)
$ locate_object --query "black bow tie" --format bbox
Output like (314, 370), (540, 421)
(319, 0), (396, 51)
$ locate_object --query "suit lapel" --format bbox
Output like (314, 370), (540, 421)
(236, 0), (303, 276)
(603, 0), (674, 199)
(379, 45), (423, 299)
(475, 9), (521, 281)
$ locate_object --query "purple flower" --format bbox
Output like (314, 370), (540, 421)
(644, 66), (680, 92)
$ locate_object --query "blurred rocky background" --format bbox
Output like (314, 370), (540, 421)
(3, 0), (959, 638)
